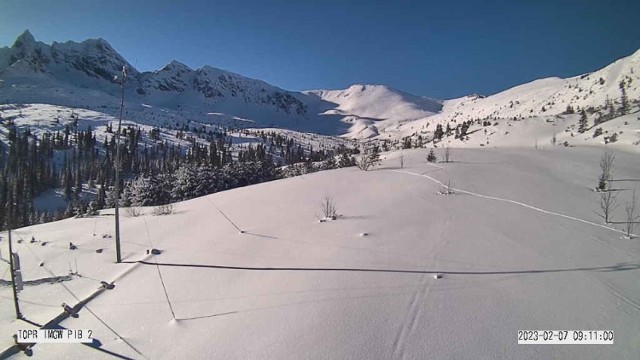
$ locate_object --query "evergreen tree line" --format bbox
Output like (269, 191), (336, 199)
(0, 124), (357, 229)
(123, 145), (359, 207)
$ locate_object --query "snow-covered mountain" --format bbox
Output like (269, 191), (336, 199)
(0, 30), (639, 148)
(306, 84), (441, 121)
(305, 84), (443, 138)
(444, 49), (640, 121)
(0, 31), (316, 132)
(385, 49), (640, 149)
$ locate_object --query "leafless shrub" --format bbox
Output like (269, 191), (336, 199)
(126, 206), (142, 217)
(625, 189), (638, 239)
(443, 146), (451, 163)
(598, 190), (618, 223)
(153, 204), (174, 216)
(320, 196), (338, 220)
(399, 154), (404, 169)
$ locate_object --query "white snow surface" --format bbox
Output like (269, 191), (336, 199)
(2, 146), (640, 359)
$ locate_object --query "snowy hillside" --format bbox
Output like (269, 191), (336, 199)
(386, 49), (640, 150)
(1, 147), (639, 359)
(1, 30), (639, 147)
(305, 85), (442, 138)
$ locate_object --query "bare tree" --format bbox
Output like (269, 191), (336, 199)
(443, 146), (451, 163)
(399, 154), (404, 169)
(356, 144), (380, 171)
(126, 206), (142, 217)
(598, 190), (618, 223)
(320, 196), (338, 220)
(625, 189), (638, 239)
(597, 151), (615, 191)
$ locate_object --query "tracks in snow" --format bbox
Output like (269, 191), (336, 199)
(389, 168), (638, 239)
(390, 214), (452, 360)
(389, 164), (640, 318)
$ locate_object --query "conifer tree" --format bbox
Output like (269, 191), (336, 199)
(427, 148), (437, 163)
(578, 110), (588, 133)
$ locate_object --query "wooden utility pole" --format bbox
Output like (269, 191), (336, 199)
(114, 66), (127, 263)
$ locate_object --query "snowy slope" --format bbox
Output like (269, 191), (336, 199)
(304, 85), (442, 139)
(437, 49), (639, 123)
(307, 84), (442, 119)
(1, 30), (639, 146)
(387, 49), (640, 148)
(1, 146), (639, 359)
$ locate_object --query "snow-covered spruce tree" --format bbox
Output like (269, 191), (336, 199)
(171, 164), (198, 201)
(620, 80), (630, 115)
(338, 152), (355, 168)
(578, 110), (588, 133)
(597, 151), (615, 191)
(124, 176), (153, 206)
(427, 148), (437, 163)
(433, 124), (444, 141)
(322, 156), (338, 170)
(194, 165), (218, 198)
(125, 173), (174, 206)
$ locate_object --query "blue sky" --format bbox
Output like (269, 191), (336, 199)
(1, 0), (639, 98)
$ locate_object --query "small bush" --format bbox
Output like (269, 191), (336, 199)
(427, 148), (437, 163)
(439, 180), (454, 195)
(153, 204), (174, 216)
(126, 206), (142, 217)
(320, 196), (338, 220)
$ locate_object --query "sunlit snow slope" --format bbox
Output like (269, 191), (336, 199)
(1, 147), (639, 359)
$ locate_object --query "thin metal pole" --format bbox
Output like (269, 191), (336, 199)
(7, 207), (22, 319)
(114, 66), (127, 263)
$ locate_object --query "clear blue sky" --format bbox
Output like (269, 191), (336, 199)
(1, 0), (639, 99)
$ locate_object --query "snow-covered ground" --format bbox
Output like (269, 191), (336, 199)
(2, 146), (639, 359)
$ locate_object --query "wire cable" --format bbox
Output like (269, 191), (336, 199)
(142, 215), (176, 320)
(205, 197), (243, 233)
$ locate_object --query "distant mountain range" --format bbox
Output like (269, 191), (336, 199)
(1, 30), (639, 142)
